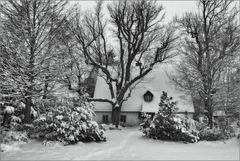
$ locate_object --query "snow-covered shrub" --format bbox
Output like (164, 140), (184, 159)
(0, 127), (29, 152)
(218, 117), (237, 139)
(34, 96), (59, 114)
(0, 101), (31, 152)
(0, 129), (29, 143)
(178, 115), (199, 136)
(1, 143), (21, 152)
(0, 100), (30, 128)
(31, 96), (106, 145)
(198, 123), (235, 141)
(140, 91), (199, 143)
(4, 106), (15, 114)
(198, 128), (223, 141)
(195, 121), (208, 131)
(0, 126), (29, 152)
(1, 105), (15, 127)
(197, 117), (237, 141)
(140, 112), (199, 143)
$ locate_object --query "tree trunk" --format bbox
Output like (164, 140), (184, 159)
(112, 106), (121, 128)
(2, 113), (11, 127)
(43, 82), (48, 99)
(23, 97), (32, 123)
(204, 96), (213, 129)
(208, 111), (213, 129)
(43, 75), (49, 99)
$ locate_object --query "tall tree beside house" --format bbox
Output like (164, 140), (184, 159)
(0, 0), (67, 123)
(172, 0), (240, 128)
(69, 0), (176, 127)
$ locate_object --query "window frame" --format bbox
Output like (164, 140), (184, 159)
(143, 91), (154, 102)
(120, 115), (126, 123)
(102, 115), (109, 123)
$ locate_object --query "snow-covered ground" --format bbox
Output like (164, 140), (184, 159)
(1, 127), (239, 160)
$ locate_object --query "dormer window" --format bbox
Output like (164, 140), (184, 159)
(144, 90), (153, 102)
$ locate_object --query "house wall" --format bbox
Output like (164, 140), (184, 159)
(94, 111), (141, 126)
(94, 112), (195, 127)
(120, 112), (141, 126)
(94, 111), (112, 124)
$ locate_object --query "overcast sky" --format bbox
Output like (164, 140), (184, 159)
(69, 0), (240, 27)
(70, 1), (199, 22)
(69, 0), (240, 64)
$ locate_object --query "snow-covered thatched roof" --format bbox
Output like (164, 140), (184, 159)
(93, 64), (194, 113)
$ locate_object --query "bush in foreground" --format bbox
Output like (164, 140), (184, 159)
(140, 91), (199, 143)
(31, 97), (106, 145)
(0, 127), (29, 144)
(0, 127), (29, 152)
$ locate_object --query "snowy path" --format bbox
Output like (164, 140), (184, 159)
(77, 130), (136, 160)
(1, 127), (239, 160)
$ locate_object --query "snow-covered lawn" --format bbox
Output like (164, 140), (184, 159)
(1, 127), (239, 160)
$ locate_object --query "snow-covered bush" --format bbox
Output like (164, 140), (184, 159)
(140, 91), (199, 143)
(197, 117), (237, 141)
(198, 128), (223, 141)
(1, 143), (21, 152)
(140, 112), (199, 143)
(195, 121), (208, 132)
(1, 103), (21, 127)
(0, 127), (29, 152)
(198, 123), (235, 141)
(31, 96), (106, 145)
(0, 128), (29, 144)
(0, 101), (31, 152)
(34, 96), (59, 114)
(4, 106), (15, 114)
(0, 100), (32, 128)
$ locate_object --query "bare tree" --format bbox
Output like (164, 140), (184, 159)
(58, 31), (94, 96)
(52, 21), (93, 97)
(69, 0), (176, 127)
(215, 56), (240, 119)
(0, 0), (67, 123)
(169, 59), (205, 118)
(173, 0), (240, 128)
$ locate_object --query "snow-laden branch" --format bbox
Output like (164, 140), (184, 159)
(87, 97), (113, 105)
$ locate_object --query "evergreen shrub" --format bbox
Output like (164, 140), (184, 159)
(140, 91), (199, 143)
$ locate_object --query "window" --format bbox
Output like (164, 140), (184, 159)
(143, 91), (154, 102)
(120, 115), (126, 123)
(102, 115), (109, 124)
